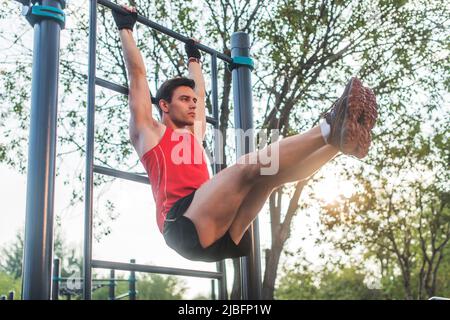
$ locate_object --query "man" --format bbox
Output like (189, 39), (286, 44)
(112, 6), (377, 262)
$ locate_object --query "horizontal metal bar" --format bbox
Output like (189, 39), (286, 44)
(97, 0), (232, 63)
(206, 116), (217, 125)
(94, 165), (149, 184)
(92, 260), (223, 279)
(53, 277), (130, 282)
(95, 77), (128, 95)
(114, 292), (130, 300)
(96, 77), (157, 104)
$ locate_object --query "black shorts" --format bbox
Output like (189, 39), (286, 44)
(163, 190), (251, 262)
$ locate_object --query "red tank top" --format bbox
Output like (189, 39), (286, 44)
(140, 126), (210, 233)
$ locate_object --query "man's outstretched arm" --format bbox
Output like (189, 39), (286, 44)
(185, 40), (207, 141)
(113, 6), (160, 156)
(120, 29), (156, 126)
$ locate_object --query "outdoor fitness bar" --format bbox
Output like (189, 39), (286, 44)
(20, 0), (66, 300)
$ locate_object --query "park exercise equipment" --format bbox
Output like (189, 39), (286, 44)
(0, 291), (15, 300)
(17, 0), (262, 300)
(52, 258), (137, 300)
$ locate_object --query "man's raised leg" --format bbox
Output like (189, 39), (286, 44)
(184, 125), (326, 248)
(228, 144), (340, 244)
(265, 143), (340, 187)
(185, 76), (376, 248)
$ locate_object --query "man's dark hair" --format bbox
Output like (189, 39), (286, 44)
(155, 77), (195, 117)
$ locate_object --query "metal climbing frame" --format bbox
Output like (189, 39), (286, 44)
(17, 0), (260, 300)
(84, 0), (261, 300)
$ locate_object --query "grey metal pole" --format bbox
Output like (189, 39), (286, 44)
(129, 259), (136, 300)
(21, 0), (65, 300)
(109, 269), (115, 300)
(83, 0), (97, 300)
(211, 280), (216, 300)
(211, 53), (228, 300)
(230, 31), (262, 300)
(52, 258), (60, 300)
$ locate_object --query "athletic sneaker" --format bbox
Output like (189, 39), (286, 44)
(323, 77), (377, 158)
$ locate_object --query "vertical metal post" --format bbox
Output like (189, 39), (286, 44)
(109, 269), (115, 300)
(211, 53), (223, 174)
(211, 280), (216, 300)
(129, 259), (137, 300)
(21, 0), (65, 300)
(83, 0), (97, 300)
(211, 53), (228, 300)
(230, 31), (262, 300)
(52, 258), (61, 300)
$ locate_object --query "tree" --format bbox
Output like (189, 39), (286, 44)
(0, 271), (21, 299)
(87, 273), (186, 300)
(276, 263), (385, 300)
(316, 121), (449, 299)
(255, 0), (449, 299)
(0, 231), (24, 280)
(136, 274), (187, 300)
(0, 229), (82, 281)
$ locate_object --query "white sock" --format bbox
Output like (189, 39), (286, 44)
(319, 119), (330, 143)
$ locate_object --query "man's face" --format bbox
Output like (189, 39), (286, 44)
(163, 86), (197, 126)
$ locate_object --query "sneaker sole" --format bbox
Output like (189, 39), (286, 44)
(335, 77), (362, 154)
(329, 77), (377, 158)
(350, 85), (377, 158)
(361, 86), (378, 130)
